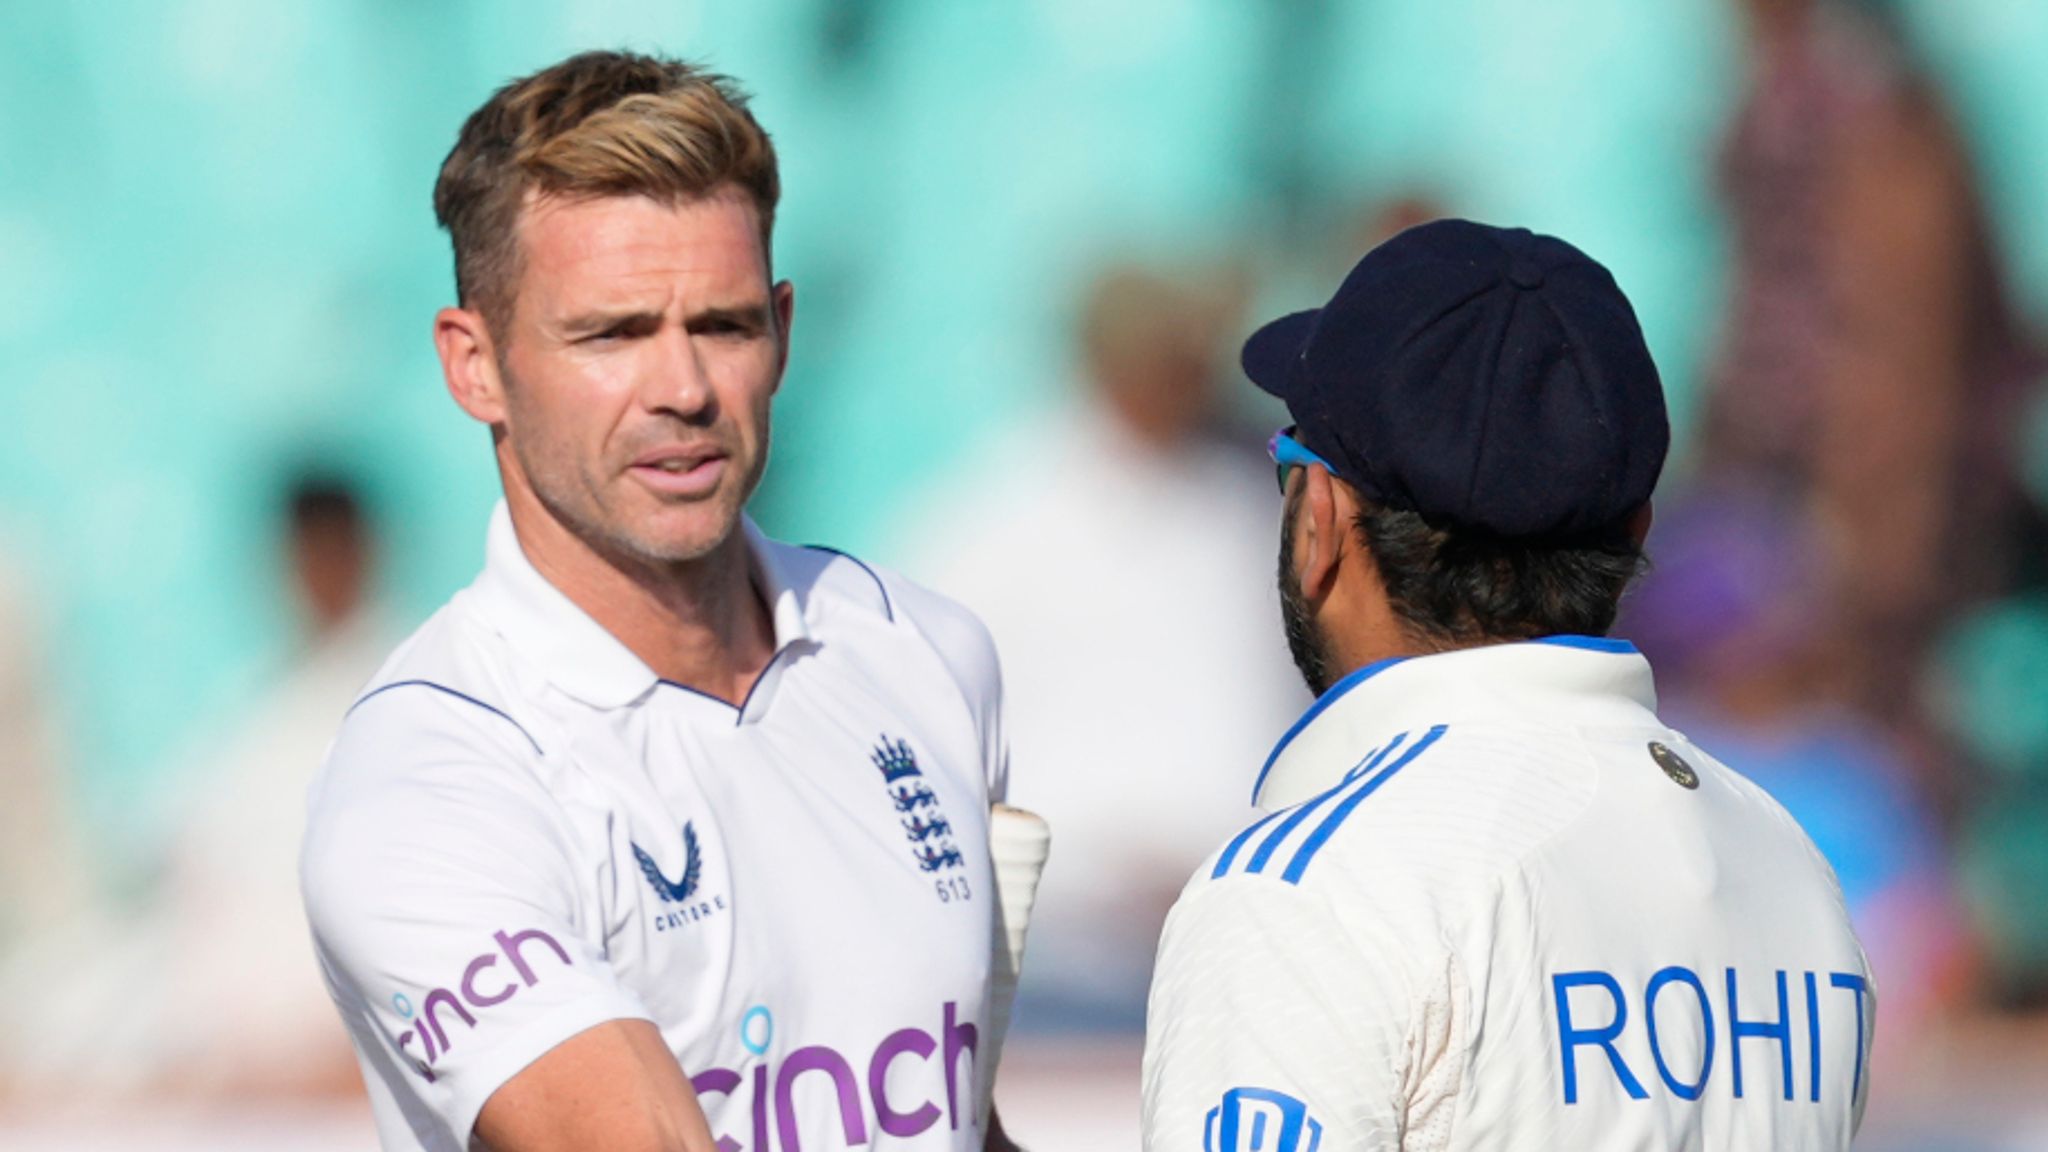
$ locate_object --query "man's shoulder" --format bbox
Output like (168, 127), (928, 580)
(302, 602), (571, 912)
(763, 536), (1001, 691)
(1652, 728), (1862, 902)
(1214, 724), (1598, 883)
(313, 600), (550, 808)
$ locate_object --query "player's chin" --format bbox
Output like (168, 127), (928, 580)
(620, 492), (749, 564)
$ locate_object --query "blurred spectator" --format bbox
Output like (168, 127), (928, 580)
(1345, 195), (1446, 268)
(1706, 0), (2043, 764)
(1622, 484), (1968, 1056)
(147, 474), (390, 1096)
(0, 556), (80, 956)
(889, 262), (1307, 1030)
(0, 474), (387, 1102)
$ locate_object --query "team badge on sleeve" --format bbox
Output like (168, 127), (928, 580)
(1205, 1087), (1323, 1152)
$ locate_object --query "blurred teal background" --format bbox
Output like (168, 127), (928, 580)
(3, 0), (2048, 856)
(7, 4), (2048, 1147)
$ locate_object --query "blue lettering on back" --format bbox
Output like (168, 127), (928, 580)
(1553, 965), (1869, 1108)
(1554, 970), (1649, 1104)
(1644, 966), (1714, 1100)
(1726, 968), (1793, 1101)
(1829, 972), (1870, 1105)
(1804, 971), (1823, 1103)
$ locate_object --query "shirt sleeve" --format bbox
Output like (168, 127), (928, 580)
(885, 574), (1011, 803)
(1143, 871), (1447, 1152)
(300, 690), (655, 1151)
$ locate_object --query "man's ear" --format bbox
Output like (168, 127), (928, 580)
(436, 305), (508, 425)
(1626, 500), (1654, 548)
(1295, 465), (1348, 603)
(769, 279), (795, 392)
(770, 276), (794, 352)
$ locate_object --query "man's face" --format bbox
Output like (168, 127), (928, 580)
(491, 188), (790, 568)
(1277, 482), (1338, 697)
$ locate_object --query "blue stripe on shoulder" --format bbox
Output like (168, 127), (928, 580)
(1279, 724), (1448, 885)
(801, 545), (895, 622)
(1243, 731), (1410, 876)
(1211, 808), (1291, 879)
(1249, 654), (1408, 803)
(347, 679), (543, 756)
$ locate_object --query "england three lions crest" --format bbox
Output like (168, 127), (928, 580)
(873, 736), (965, 873)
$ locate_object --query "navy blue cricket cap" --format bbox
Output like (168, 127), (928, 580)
(1244, 219), (1669, 538)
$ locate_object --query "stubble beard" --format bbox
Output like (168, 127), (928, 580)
(1277, 492), (1338, 698)
(513, 421), (761, 576)
(497, 353), (767, 574)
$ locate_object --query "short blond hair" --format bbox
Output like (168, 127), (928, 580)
(433, 51), (780, 332)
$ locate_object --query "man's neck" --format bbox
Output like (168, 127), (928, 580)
(506, 494), (777, 707)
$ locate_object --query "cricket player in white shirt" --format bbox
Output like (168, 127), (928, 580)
(1142, 220), (1874, 1151)
(300, 52), (1044, 1152)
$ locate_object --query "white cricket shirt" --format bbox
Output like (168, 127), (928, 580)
(1142, 638), (1874, 1152)
(302, 505), (1006, 1152)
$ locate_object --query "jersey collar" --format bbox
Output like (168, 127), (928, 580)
(467, 502), (812, 710)
(1251, 636), (1659, 809)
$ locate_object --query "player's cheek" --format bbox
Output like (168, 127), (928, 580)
(719, 350), (778, 454)
(711, 340), (780, 402)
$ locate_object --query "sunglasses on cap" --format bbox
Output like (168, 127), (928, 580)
(1267, 426), (1336, 494)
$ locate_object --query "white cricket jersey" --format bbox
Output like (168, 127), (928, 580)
(301, 505), (1006, 1152)
(1142, 638), (1874, 1152)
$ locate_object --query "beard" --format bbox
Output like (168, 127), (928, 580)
(1277, 491), (1338, 697)
(499, 354), (765, 571)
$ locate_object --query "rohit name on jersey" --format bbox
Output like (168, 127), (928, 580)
(1552, 965), (1872, 1106)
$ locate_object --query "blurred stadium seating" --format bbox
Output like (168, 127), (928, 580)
(3, 1), (2046, 1146)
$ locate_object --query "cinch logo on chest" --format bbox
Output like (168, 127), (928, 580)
(634, 820), (729, 932)
(874, 736), (964, 873)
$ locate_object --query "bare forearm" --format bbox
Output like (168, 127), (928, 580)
(474, 1020), (720, 1152)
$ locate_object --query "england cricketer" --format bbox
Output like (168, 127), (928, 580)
(299, 52), (1043, 1152)
(1141, 220), (1874, 1150)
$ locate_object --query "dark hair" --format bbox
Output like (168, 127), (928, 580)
(286, 475), (364, 532)
(1355, 504), (1646, 647)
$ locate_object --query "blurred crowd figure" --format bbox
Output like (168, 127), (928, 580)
(1705, 0), (2044, 762)
(890, 262), (1306, 1030)
(148, 475), (389, 1096)
(0, 556), (80, 963)
(1628, 0), (2048, 1052)
(0, 474), (384, 1104)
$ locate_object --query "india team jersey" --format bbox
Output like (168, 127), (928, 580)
(301, 505), (1006, 1152)
(1142, 638), (1874, 1151)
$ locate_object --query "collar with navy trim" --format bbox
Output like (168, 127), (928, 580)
(466, 501), (812, 710)
(1252, 636), (1659, 809)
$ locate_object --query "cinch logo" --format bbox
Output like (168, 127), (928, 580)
(689, 1000), (981, 1152)
(1205, 1087), (1323, 1152)
(393, 927), (573, 1082)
